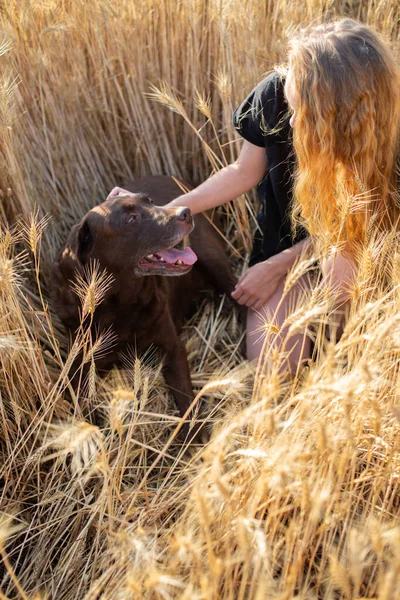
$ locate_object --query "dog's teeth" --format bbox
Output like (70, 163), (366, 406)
(147, 254), (154, 259)
(159, 257), (165, 262)
(176, 260), (183, 265)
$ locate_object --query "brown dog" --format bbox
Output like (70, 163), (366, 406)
(52, 176), (236, 438)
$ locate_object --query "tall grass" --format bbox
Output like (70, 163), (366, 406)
(0, 0), (400, 598)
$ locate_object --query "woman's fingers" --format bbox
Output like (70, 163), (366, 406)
(231, 291), (247, 304)
(232, 287), (251, 306)
(107, 186), (130, 200)
(232, 279), (260, 307)
(232, 288), (265, 309)
(231, 286), (243, 300)
(241, 295), (254, 307)
(233, 286), (276, 310)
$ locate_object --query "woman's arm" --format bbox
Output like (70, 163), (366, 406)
(167, 141), (267, 213)
(107, 141), (267, 212)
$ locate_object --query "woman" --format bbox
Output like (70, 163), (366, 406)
(109, 19), (400, 373)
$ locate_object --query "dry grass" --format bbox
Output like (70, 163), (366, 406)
(0, 0), (400, 598)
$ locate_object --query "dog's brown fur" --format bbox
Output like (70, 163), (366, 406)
(52, 176), (236, 437)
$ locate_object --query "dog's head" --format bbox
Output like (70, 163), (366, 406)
(60, 193), (197, 278)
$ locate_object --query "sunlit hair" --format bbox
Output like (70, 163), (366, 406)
(288, 19), (400, 251)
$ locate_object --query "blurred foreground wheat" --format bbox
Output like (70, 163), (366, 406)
(0, 1), (400, 598)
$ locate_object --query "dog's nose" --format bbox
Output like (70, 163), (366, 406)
(176, 207), (192, 224)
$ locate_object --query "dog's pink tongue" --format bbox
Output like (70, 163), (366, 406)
(157, 247), (197, 265)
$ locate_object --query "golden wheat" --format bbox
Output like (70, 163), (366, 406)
(0, 1), (400, 599)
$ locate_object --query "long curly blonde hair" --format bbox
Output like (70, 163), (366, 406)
(289, 19), (400, 250)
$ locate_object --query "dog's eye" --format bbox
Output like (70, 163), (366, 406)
(127, 214), (138, 223)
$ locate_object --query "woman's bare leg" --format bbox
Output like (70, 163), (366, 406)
(246, 273), (313, 374)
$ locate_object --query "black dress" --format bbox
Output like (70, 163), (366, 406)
(232, 71), (307, 266)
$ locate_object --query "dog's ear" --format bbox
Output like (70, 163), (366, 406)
(76, 217), (94, 265)
(57, 217), (95, 279)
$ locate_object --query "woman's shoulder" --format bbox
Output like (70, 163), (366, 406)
(253, 70), (286, 97)
(253, 70), (287, 120)
(233, 70), (288, 146)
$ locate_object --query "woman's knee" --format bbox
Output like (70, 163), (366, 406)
(246, 274), (313, 370)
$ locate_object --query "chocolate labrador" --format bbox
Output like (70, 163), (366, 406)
(52, 176), (236, 438)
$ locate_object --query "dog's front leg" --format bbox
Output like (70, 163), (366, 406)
(160, 337), (202, 440)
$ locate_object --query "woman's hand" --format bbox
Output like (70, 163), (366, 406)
(231, 257), (287, 311)
(107, 186), (130, 200)
(232, 240), (311, 311)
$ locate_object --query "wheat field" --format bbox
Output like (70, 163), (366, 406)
(0, 0), (400, 598)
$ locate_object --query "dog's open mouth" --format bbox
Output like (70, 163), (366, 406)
(137, 246), (197, 275)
